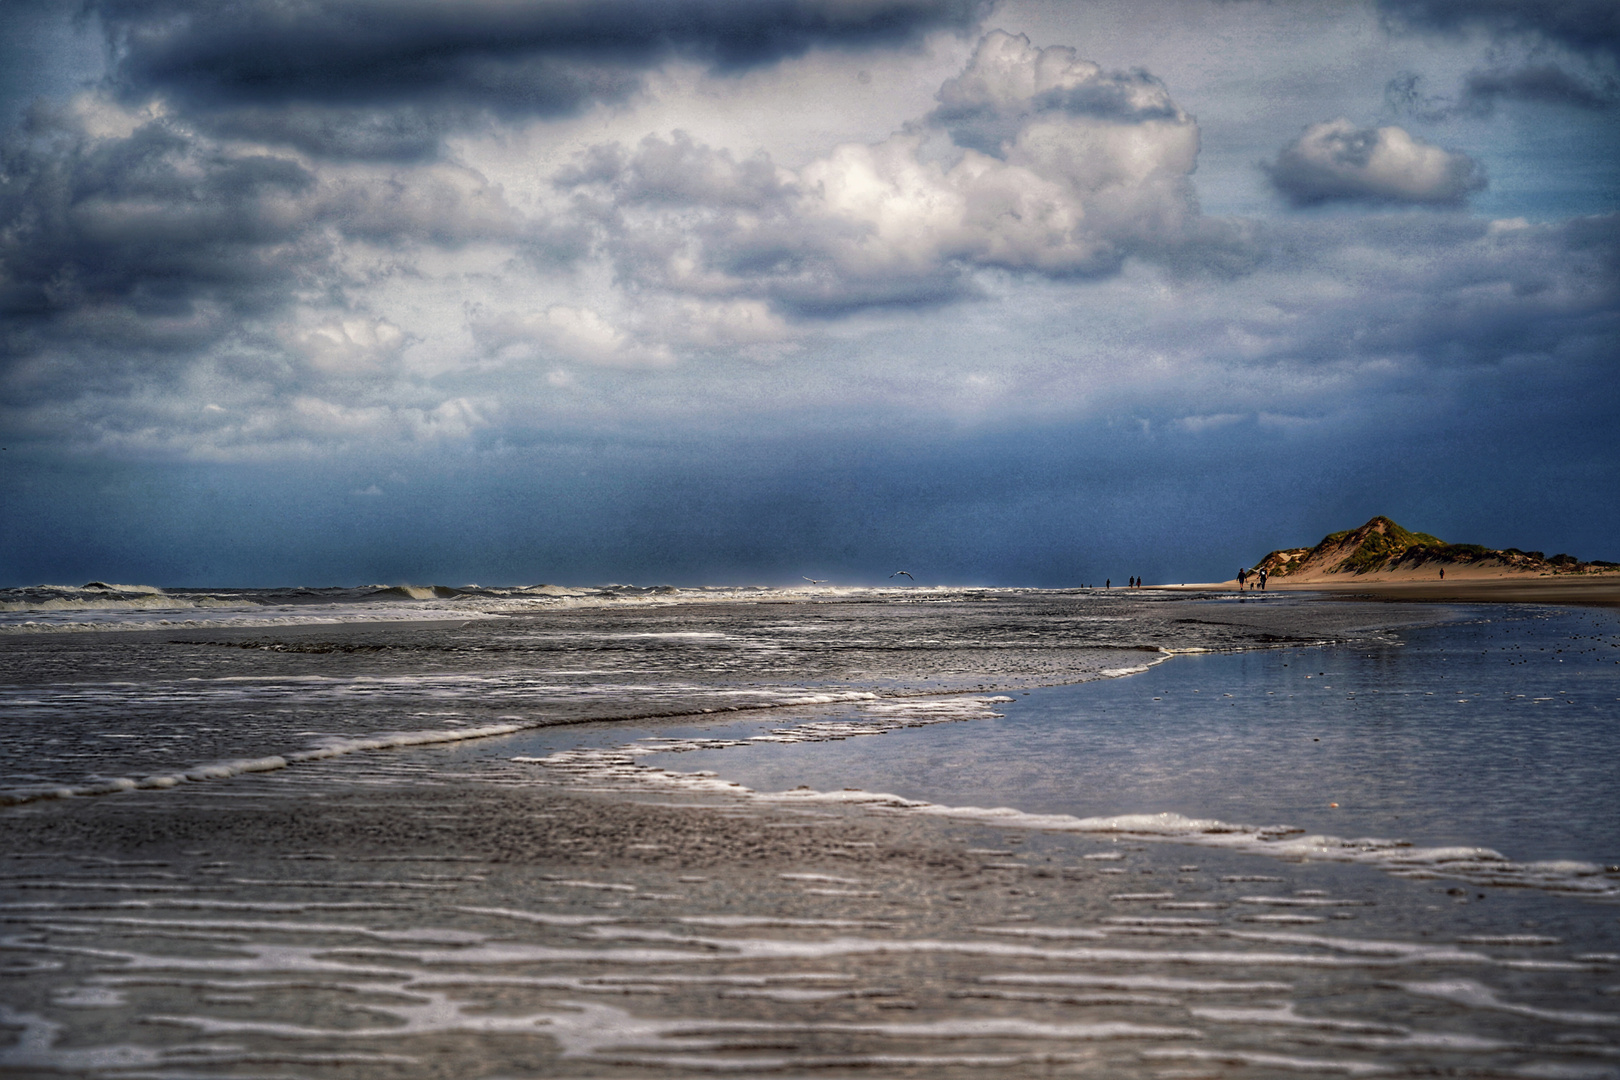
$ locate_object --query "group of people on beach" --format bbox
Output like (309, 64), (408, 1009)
(1104, 577), (1146, 588)
(1237, 566), (1268, 590)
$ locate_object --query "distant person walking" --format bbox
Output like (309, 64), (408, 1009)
(1237, 568), (1248, 590)
(1106, 579), (1111, 589)
(1439, 567), (1444, 580)
(1258, 568), (1267, 591)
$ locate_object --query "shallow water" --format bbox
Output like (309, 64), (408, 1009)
(662, 604), (1620, 866)
(0, 588), (1412, 803)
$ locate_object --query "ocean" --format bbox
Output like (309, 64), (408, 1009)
(1, 583), (1616, 1078)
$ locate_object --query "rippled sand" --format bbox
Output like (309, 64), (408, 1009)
(5, 751), (1618, 1078)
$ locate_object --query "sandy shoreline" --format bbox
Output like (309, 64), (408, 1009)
(1156, 573), (1620, 606)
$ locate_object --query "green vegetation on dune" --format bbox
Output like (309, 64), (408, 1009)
(1254, 516), (1611, 579)
(1326, 516), (1445, 575)
(1339, 523), (1411, 572)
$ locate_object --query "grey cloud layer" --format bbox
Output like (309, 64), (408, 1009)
(89, 0), (983, 159)
(1192, 216), (1617, 373)
(1376, 0), (1620, 59)
(1378, 0), (1619, 116)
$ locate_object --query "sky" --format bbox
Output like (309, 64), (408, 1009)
(1, 0), (1616, 588)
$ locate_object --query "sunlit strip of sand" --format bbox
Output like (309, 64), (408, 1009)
(1158, 574), (1620, 606)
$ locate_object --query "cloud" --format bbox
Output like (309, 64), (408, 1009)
(0, 102), (322, 397)
(1377, 1), (1619, 117)
(469, 305), (673, 368)
(0, 93), (545, 456)
(929, 27), (1187, 152)
(283, 317), (409, 380)
(559, 32), (1242, 316)
(1459, 65), (1618, 111)
(1386, 68), (1617, 120)
(1263, 120), (1486, 207)
(3, 19), (1612, 467)
(281, 395), (489, 445)
(1376, 0), (1620, 61)
(84, 0), (985, 159)
(1146, 213), (1620, 382)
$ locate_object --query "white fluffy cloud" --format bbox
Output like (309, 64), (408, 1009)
(1264, 119), (1486, 206)
(555, 31), (1222, 317)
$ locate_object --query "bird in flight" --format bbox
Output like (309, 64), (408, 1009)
(890, 570), (913, 580)
(802, 577), (827, 584)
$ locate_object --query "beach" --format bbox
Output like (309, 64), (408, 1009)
(1169, 572), (1620, 607)
(2, 587), (1617, 1077)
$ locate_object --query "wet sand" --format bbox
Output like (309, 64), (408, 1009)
(5, 750), (1619, 1078)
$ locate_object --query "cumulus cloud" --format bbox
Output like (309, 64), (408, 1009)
(84, 0), (984, 159)
(0, 96), (523, 363)
(1264, 120), (1486, 207)
(560, 32), (1240, 316)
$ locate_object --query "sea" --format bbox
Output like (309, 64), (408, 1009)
(1, 582), (1616, 1078)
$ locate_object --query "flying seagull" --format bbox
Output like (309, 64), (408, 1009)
(890, 570), (913, 580)
(802, 577), (827, 584)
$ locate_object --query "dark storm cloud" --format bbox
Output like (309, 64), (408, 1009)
(191, 103), (470, 163)
(1376, 0), (1620, 59)
(1386, 68), (1616, 121)
(1378, 0), (1619, 117)
(0, 100), (532, 418)
(85, 0), (983, 158)
(0, 109), (318, 361)
(1460, 65), (1618, 112)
